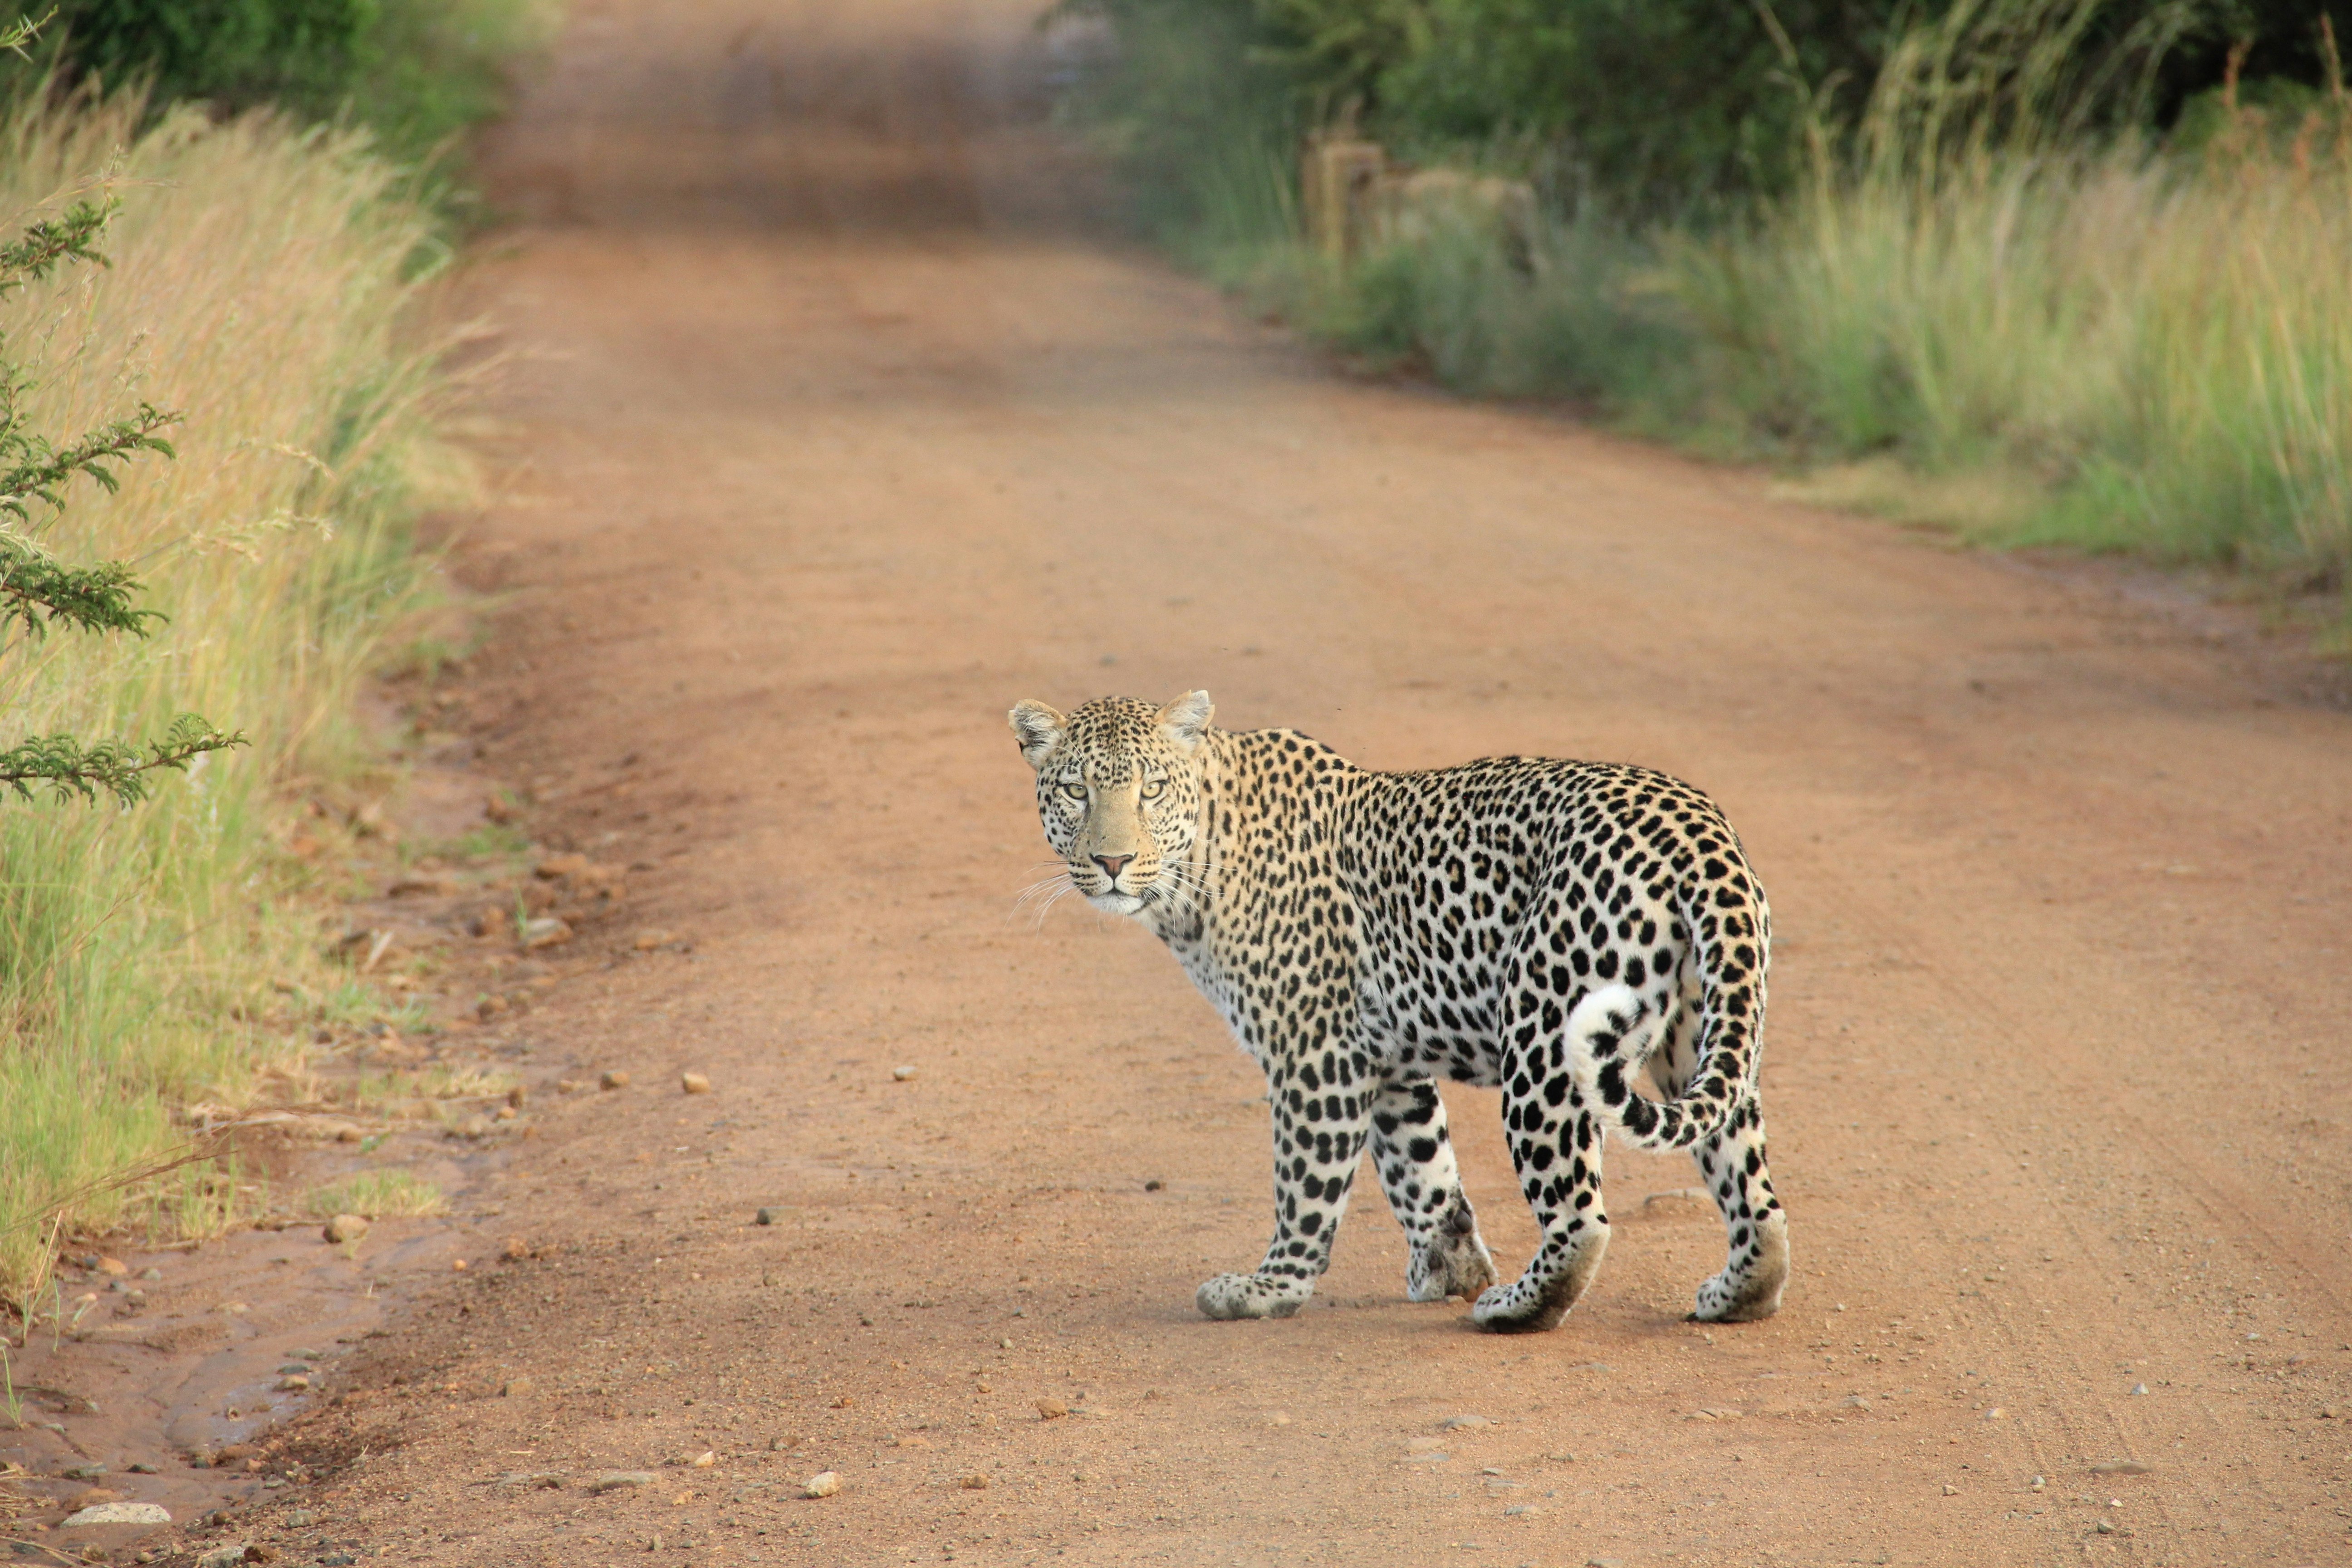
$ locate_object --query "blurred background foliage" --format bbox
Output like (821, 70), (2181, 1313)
(1052, 0), (2352, 606)
(1064, 0), (2351, 211)
(0, 0), (549, 167)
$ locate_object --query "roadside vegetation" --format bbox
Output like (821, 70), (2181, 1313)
(3, 0), (549, 175)
(304, 1169), (447, 1221)
(1054, 0), (2352, 613)
(0, 3), (551, 1315)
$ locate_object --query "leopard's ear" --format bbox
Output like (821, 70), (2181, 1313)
(1008, 700), (1067, 769)
(1157, 690), (1215, 753)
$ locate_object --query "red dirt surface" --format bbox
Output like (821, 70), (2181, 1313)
(100, 0), (2352, 1564)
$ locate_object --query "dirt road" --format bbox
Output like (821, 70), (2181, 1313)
(234, 0), (2352, 1563)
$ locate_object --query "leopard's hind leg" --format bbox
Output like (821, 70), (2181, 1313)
(1470, 1042), (1610, 1334)
(1640, 988), (1788, 1323)
(1369, 1077), (1496, 1303)
(1689, 1091), (1788, 1321)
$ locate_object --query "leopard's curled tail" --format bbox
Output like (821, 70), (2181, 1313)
(1564, 878), (1768, 1153)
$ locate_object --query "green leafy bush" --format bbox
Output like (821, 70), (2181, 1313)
(7, 0), (552, 164)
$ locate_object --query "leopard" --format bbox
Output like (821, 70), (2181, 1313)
(1008, 689), (1789, 1332)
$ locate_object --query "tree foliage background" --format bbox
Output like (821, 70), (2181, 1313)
(3, 0), (547, 163)
(1065, 0), (2352, 211)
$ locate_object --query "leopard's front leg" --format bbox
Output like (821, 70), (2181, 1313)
(1197, 1054), (1374, 1322)
(1369, 1077), (1496, 1303)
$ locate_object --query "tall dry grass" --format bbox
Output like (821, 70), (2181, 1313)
(0, 89), (461, 1310)
(1133, 3), (2352, 603)
(1685, 26), (2352, 583)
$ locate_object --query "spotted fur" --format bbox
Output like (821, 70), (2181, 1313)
(1008, 691), (1789, 1332)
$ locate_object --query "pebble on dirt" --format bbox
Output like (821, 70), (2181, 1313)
(600, 1069), (631, 1090)
(589, 1471), (655, 1494)
(634, 928), (676, 950)
(323, 1214), (370, 1245)
(502, 1236), (532, 1261)
(502, 1377), (534, 1397)
(802, 1471), (842, 1499)
(521, 915), (573, 950)
(959, 1473), (989, 1490)
(1035, 1399), (1069, 1420)
(755, 1207), (779, 1225)
(891, 1065), (916, 1081)
(498, 1470), (566, 1488)
(681, 1071), (711, 1094)
(61, 1502), (172, 1526)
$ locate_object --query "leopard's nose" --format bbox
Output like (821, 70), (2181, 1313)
(1093, 853), (1134, 879)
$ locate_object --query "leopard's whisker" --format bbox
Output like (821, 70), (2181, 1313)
(1027, 880), (1087, 929)
(1014, 868), (1078, 920)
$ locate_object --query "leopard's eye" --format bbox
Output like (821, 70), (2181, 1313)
(1058, 781), (1087, 801)
(1139, 778), (1166, 800)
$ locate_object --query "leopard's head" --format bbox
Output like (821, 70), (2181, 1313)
(1007, 690), (1214, 919)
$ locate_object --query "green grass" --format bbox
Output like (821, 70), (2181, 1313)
(0, 86), (469, 1313)
(304, 1168), (447, 1219)
(345, 0), (561, 170)
(3, 0), (559, 181)
(1089, 2), (2352, 613)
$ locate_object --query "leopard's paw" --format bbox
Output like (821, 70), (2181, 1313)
(1692, 1211), (1788, 1323)
(1469, 1230), (1609, 1334)
(1470, 1277), (1569, 1334)
(1195, 1272), (1310, 1321)
(1406, 1206), (1498, 1303)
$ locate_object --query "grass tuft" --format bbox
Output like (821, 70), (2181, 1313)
(304, 1169), (447, 1220)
